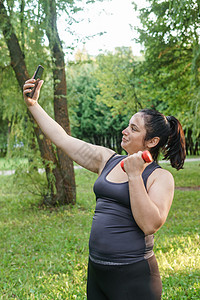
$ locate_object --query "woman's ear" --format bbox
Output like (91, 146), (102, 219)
(146, 137), (160, 149)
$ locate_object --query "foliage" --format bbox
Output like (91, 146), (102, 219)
(0, 160), (199, 298)
(0, 0), (102, 154)
(0, 0), (54, 159)
(0, 157), (28, 170)
(135, 0), (200, 152)
(67, 56), (129, 153)
(95, 47), (145, 115)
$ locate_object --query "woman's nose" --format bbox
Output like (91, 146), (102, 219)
(122, 127), (128, 135)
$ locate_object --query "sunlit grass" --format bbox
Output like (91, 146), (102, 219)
(160, 160), (200, 187)
(154, 189), (199, 299)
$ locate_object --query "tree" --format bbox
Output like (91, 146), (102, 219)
(43, 0), (77, 205)
(135, 0), (200, 154)
(0, 109), (8, 157)
(67, 54), (129, 154)
(0, 0), (76, 205)
(95, 47), (144, 116)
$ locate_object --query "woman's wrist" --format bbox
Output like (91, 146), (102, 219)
(27, 101), (39, 110)
(127, 174), (142, 182)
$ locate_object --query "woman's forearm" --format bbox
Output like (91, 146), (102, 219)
(128, 176), (162, 235)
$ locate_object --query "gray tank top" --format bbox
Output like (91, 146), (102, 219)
(89, 154), (161, 265)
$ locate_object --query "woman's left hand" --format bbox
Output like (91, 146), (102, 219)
(122, 151), (147, 177)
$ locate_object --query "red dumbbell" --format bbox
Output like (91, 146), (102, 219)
(120, 150), (153, 172)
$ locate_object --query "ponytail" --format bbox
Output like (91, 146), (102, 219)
(163, 116), (186, 170)
(140, 109), (186, 170)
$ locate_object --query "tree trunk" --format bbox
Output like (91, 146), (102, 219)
(45, 0), (76, 204)
(0, 1), (76, 206)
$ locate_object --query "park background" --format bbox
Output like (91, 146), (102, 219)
(0, 0), (199, 299)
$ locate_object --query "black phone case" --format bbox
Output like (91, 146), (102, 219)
(27, 65), (44, 98)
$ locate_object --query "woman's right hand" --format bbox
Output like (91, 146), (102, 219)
(23, 78), (43, 107)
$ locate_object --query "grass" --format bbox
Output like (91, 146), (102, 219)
(0, 160), (199, 299)
(160, 160), (200, 187)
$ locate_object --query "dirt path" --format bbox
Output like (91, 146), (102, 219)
(175, 186), (200, 191)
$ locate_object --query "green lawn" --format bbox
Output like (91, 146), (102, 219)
(0, 160), (199, 299)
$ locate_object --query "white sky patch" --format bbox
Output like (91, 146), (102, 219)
(58, 0), (148, 60)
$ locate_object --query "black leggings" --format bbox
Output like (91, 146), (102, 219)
(87, 255), (162, 300)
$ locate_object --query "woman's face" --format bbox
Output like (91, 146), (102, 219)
(121, 113), (147, 155)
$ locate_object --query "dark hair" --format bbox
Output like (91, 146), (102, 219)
(140, 109), (186, 170)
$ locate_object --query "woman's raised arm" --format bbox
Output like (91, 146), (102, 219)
(23, 79), (115, 174)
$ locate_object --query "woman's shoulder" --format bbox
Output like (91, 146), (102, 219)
(147, 166), (174, 191)
(152, 166), (174, 183)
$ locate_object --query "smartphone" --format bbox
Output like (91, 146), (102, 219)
(27, 65), (44, 98)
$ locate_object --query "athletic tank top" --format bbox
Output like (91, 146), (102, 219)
(89, 154), (161, 264)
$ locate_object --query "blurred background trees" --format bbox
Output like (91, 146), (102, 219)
(135, 0), (200, 154)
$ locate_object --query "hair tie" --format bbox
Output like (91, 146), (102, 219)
(166, 116), (171, 123)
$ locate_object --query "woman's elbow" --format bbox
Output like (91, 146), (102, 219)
(143, 218), (164, 235)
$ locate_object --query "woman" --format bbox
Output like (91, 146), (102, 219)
(23, 78), (186, 300)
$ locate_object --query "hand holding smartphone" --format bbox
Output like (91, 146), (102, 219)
(27, 65), (44, 98)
